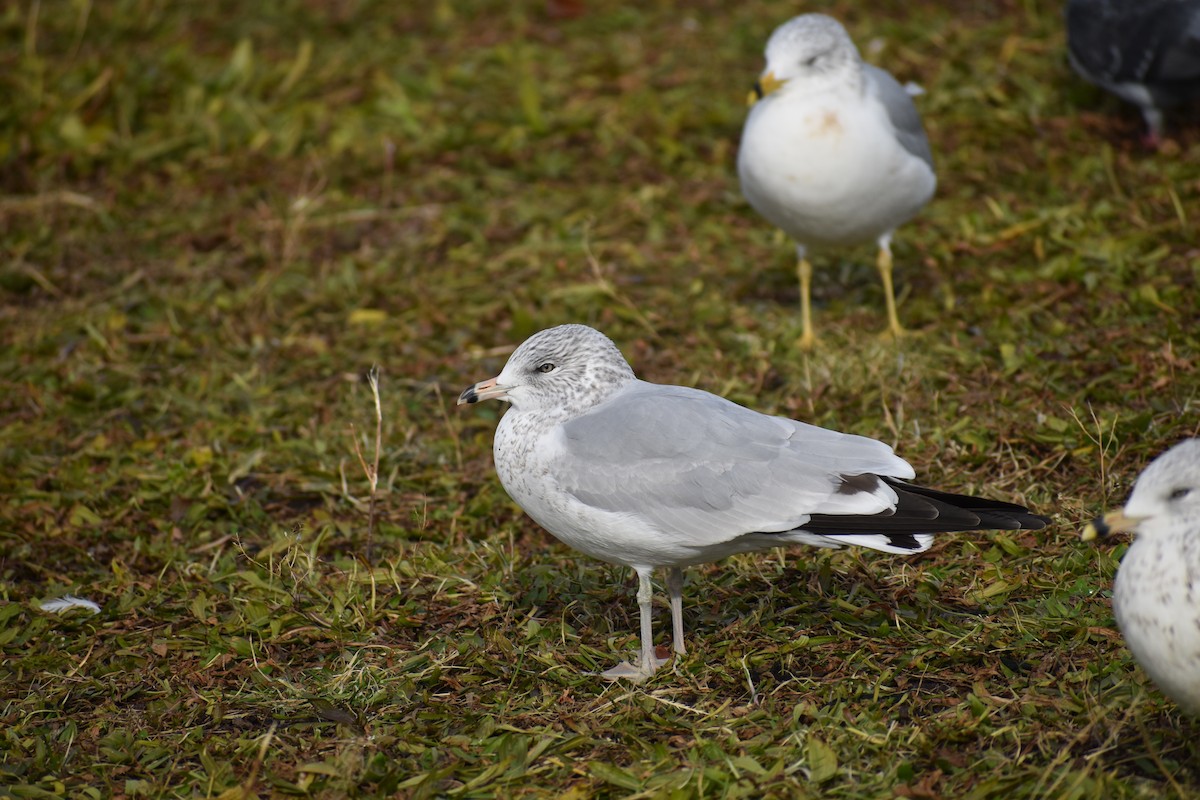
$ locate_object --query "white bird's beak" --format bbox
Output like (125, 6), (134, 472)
(1081, 508), (1145, 542)
(458, 376), (511, 405)
(748, 70), (786, 105)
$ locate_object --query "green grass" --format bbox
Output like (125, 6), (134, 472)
(2, 0), (1199, 796)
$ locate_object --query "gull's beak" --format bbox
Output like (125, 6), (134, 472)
(1081, 509), (1143, 542)
(458, 376), (511, 405)
(747, 70), (785, 106)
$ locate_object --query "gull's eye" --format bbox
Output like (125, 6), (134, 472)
(803, 55), (820, 67)
(1169, 487), (1192, 501)
(536, 362), (556, 374)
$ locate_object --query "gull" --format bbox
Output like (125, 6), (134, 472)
(1066, 0), (1200, 146)
(1082, 439), (1200, 713)
(738, 14), (936, 349)
(459, 324), (1050, 680)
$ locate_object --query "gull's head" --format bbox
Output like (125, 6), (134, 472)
(458, 324), (636, 417)
(1082, 440), (1200, 543)
(752, 14), (861, 102)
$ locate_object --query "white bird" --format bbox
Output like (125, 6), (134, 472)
(460, 324), (1049, 680)
(738, 14), (936, 349)
(1083, 439), (1200, 713)
(1065, 0), (1200, 146)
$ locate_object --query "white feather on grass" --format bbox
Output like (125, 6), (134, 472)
(40, 595), (101, 614)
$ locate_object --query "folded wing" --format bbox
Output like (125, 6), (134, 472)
(554, 381), (916, 547)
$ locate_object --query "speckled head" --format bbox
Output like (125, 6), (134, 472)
(759, 13), (862, 95)
(1124, 439), (1200, 531)
(1086, 439), (1200, 541)
(458, 324), (636, 419)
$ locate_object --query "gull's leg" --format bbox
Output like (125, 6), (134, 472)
(875, 234), (905, 339)
(666, 567), (687, 656)
(600, 567), (668, 681)
(635, 567), (659, 671)
(796, 246), (817, 350)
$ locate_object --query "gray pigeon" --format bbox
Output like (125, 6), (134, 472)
(1066, 0), (1200, 144)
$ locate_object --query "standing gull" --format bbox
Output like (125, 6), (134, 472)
(1065, 0), (1200, 146)
(459, 324), (1049, 680)
(1082, 439), (1200, 714)
(738, 14), (936, 349)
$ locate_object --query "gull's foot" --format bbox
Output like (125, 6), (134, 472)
(598, 654), (669, 682)
(796, 330), (817, 351)
(878, 324), (906, 342)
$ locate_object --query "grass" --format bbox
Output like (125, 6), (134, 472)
(2, 0), (1198, 796)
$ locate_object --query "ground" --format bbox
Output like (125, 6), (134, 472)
(1, 0), (1199, 797)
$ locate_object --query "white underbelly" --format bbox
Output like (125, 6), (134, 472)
(739, 95), (935, 248)
(1114, 540), (1200, 713)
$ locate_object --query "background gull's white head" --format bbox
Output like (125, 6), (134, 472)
(1088, 439), (1200, 540)
(760, 14), (863, 96)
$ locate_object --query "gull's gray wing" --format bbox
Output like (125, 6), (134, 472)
(551, 380), (914, 547)
(864, 63), (934, 170)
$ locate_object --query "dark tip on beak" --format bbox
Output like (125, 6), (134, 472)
(458, 376), (507, 405)
(1082, 509), (1141, 542)
(1081, 516), (1110, 543)
(752, 81), (764, 101)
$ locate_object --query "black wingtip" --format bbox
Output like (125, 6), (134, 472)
(800, 477), (1053, 537)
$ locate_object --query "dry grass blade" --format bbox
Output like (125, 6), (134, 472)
(350, 365), (383, 560)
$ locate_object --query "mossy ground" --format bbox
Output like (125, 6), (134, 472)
(2, 0), (1198, 797)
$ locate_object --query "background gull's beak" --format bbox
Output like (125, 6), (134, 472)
(458, 376), (510, 405)
(748, 70), (785, 105)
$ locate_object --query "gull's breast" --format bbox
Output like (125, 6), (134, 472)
(739, 90), (934, 247)
(1114, 533), (1200, 713)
